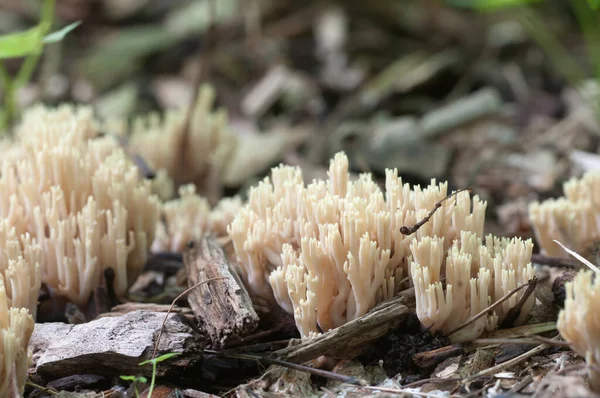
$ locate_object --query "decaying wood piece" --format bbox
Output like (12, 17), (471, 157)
(412, 345), (465, 369)
(30, 310), (204, 380)
(274, 289), (415, 363)
(184, 237), (259, 349)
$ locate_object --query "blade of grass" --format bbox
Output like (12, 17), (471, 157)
(43, 21), (81, 44)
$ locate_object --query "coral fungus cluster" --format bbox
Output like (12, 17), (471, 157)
(557, 270), (600, 392)
(0, 220), (39, 396)
(0, 94), (243, 395)
(410, 232), (534, 342)
(228, 152), (536, 341)
(529, 171), (600, 258)
(0, 105), (160, 395)
(531, 171), (600, 392)
(0, 105), (161, 307)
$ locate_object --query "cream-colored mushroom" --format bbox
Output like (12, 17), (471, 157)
(557, 270), (600, 392)
(229, 151), (487, 337)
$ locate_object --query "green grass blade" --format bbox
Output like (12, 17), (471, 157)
(0, 26), (44, 59)
(43, 21), (81, 44)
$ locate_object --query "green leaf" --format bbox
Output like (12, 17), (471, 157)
(139, 352), (181, 366)
(43, 21), (81, 44)
(587, 0), (600, 9)
(446, 0), (542, 10)
(0, 25), (45, 59)
(120, 375), (148, 383)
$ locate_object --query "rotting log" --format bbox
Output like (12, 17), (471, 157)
(30, 310), (204, 380)
(184, 237), (259, 349)
(273, 289), (416, 363)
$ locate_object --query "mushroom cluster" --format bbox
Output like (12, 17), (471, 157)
(227, 152), (523, 338)
(530, 171), (600, 392)
(529, 170), (600, 258)
(557, 270), (600, 392)
(0, 200), (42, 396)
(128, 85), (237, 197)
(410, 231), (535, 342)
(0, 104), (160, 307)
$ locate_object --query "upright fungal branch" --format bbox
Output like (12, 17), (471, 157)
(228, 152), (487, 337)
(557, 270), (600, 392)
(529, 171), (600, 257)
(0, 307), (34, 397)
(0, 219), (41, 317)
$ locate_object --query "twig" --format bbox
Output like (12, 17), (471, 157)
(500, 277), (538, 327)
(26, 380), (59, 396)
(151, 276), (227, 359)
(473, 337), (569, 348)
(463, 335), (558, 382)
(446, 277), (537, 338)
(507, 374), (533, 394)
(204, 350), (369, 386)
(400, 188), (471, 236)
(553, 239), (600, 273)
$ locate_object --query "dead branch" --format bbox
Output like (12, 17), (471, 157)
(273, 289), (415, 363)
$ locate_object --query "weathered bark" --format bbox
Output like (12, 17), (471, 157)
(184, 237), (259, 349)
(274, 289), (415, 363)
(30, 310), (204, 380)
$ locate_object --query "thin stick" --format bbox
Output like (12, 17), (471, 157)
(25, 380), (59, 396)
(473, 337), (570, 348)
(500, 276), (538, 328)
(463, 336), (559, 382)
(205, 350), (368, 386)
(151, 276), (227, 359)
(446, 277), (537, 338)
(400, 188), (471, 236)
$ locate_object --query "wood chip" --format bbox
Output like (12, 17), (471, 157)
(183, 237), (259, 349)
(30, 310), (204, 380)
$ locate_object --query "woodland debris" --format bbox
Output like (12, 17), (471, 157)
(420, 87), (502, 138)
(412, 345), (465, 369)
(274, 290), (415, 363)
(183, 237), (259, 349)
(29, 310), (204, 380)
